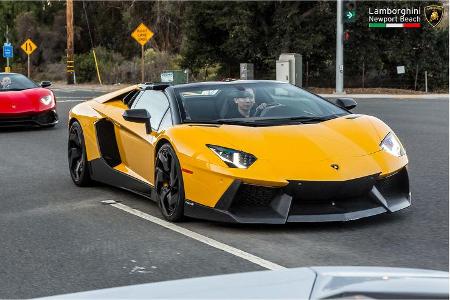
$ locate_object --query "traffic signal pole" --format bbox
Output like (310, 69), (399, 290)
(335, 0), (344, 93)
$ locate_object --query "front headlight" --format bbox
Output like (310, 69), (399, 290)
(207, 144), (257, 168)
(380, 132), (405, 157)
(40, 95), (53, 105)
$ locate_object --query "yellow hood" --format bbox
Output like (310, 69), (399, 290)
(192, 115), (385, 163)
(166, 114), (405, 183)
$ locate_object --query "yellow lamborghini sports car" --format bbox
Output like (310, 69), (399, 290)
(68, 81), (410, 223)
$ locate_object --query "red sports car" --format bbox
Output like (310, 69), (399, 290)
(0, 73), (58, 127)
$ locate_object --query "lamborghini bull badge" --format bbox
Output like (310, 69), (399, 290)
(424, 4), (444, 27)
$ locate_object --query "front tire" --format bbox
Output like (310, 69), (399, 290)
(155, 144), (185, 222)
(68, 121), (92, 186)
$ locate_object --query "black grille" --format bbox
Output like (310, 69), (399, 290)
(287, 175), (380, 215)
(35, 110), (57, 124)
(233, 184), (280, 207)
(0, 111), (57, 126)
(375, 167), (409, 198)
(0, 115), (34, 123)
(289, 195), (380, 215)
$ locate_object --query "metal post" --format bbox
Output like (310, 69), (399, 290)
(141, 45), (144, 83)
(92, 49), (102, 85)
(362, 60), (365, 88)
(306, 61), (309, 87)
(27, 55), (30, 78)
(425, 71), (428, 93)
(414, 64), (418, 91)
(335, 0), (344, 93)
(6, 25), (9, 70)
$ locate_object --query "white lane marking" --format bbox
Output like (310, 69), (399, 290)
(57, 99), (88, 103)
(56, 96), (91, 99)
(110, 202), (286, 271)
(52, 89), (111, 92)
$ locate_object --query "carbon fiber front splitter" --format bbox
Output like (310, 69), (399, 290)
(184, 167), (411, 224)
(0, 110), (58, 127)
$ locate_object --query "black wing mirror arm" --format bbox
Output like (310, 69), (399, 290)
(336, 98), (357, 110)
(40, 81), (52, 88)
(122, 109), (152, 134)
(143, 119), (151, 134)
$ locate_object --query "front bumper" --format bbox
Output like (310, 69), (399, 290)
(184, 167), (411, 223)
(0, 110), (58, 127)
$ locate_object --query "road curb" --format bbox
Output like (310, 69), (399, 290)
(50, 84), (449, 100)
(320, 94), (449, 99)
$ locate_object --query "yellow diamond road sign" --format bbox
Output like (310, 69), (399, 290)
(21, 39), (37, 55)
(131, 23), (154, 46)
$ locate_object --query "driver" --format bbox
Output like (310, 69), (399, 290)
(225, 88), (267, 118)
(0, 76), (12, 89)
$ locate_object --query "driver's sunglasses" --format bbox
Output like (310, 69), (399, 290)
(236, 97), (254, 102)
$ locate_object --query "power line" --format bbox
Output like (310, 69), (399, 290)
(82, 1), (95, 50)
(82, 1), (102, 85)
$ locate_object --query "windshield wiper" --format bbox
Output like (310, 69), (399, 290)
(258, 115), (338, 123)
(0, 88), (24, 92)
(215, 118), (257, 125)
(183, 119), (263, 126)
(183, 115), (339, 127)
(183, 120), (253, 126)
(183, 120), (220, 125)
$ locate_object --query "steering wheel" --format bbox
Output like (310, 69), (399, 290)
(253, 103), (282, 117)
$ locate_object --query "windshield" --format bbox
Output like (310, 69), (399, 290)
(0, 73), (38, 91)
(174, 82), (347, 125)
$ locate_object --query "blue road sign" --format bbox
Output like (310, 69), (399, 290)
(3, 43), (13, 58)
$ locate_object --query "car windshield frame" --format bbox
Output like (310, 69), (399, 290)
(173, 82), (349, 126)
(0, 73), (39, 92)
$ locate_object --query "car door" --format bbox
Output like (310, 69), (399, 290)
(114, 90), (170, 185)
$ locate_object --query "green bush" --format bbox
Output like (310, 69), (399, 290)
(92, 47), (182, 84)
(34, 62), (66, 82)
(74, 52), (96, 83)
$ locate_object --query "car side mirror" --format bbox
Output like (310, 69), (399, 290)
(336, 98), (357, 110)
(123, 109), (152, 134)
(40, 81), (52, 88)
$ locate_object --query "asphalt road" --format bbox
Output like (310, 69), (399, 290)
(0, 89), (448, 298)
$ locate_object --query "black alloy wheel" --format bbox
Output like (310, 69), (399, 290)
(155, 143), (185, 222)
(68, 121), (92, 186)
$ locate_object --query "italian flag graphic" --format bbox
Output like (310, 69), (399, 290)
(369, 23), (421, 28)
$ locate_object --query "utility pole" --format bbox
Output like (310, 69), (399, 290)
(335, 0), (344, 93)
(66, 0), (75, 84)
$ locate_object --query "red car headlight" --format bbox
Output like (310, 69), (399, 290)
(40, 95), (54, 106)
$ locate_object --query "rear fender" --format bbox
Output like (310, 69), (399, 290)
(69, 102), (103, 161)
